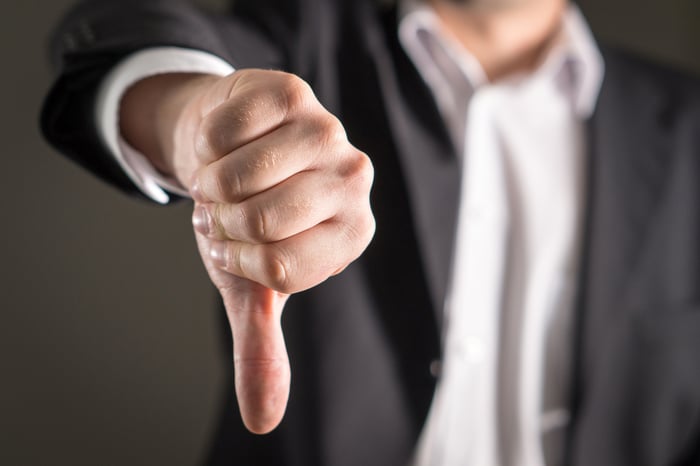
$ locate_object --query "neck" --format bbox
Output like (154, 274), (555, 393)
(428, 0), (567, 81)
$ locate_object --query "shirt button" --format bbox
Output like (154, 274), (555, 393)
(429, 359), (442, 378)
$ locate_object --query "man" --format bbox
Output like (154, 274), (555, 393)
(41, 0), (700, 464)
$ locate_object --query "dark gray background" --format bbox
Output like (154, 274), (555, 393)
(1, 0), (698, 465)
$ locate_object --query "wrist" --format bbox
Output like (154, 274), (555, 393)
(120, 73), (220, 189)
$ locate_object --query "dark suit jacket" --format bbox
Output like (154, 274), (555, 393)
(41, 1), (700, 465)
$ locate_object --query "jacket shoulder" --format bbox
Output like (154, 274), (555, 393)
(600, 45), (700, 113)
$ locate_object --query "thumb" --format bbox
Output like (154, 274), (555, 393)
(221, 277), (291, 434)
(195, 231), (291, 434)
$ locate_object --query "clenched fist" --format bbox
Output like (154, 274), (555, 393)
(121, 69), (375, 433)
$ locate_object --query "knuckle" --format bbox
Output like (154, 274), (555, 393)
(356, 151), (375, 186)
(231, 68), (256, 87)
(361, 211), (377, 246)
(198, 108), (245, 159)
(346, 150), (375, 194)
(212, 167), (241, 202)
(208, 203), (224, 236)
(275, 74), (313, 117)
(229, 242), (242, 275)
(338, 197), (376, 259)
(337, 221), (373, 267)
(242, 203), (271, 243)
(262, 246), (293, 293)
(211, 170), (229, 200)
(316, 115), (347, 149)
(351, 210), (376, 246)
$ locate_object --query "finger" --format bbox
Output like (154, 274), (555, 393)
(195, 70), (317, 165)
(193, 170), (345, 243)
(222, 277), (291, 435)
(208, 213), (375, 294)
(192, 114), (347, 204)
(194, 231), (291, 435)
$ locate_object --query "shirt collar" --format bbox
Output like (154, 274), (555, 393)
(398, 1), (605, 118)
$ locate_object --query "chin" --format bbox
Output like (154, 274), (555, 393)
(441, 0), (530, 8)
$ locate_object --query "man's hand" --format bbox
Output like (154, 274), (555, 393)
(121, 70), (375, 434)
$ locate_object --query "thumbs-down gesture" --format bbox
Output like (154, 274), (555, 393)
(121, 69), (375, 434)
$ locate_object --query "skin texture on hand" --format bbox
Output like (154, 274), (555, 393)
(121, 69), (375, 434)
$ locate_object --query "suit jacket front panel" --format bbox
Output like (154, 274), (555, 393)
(570, 49), (700, 466)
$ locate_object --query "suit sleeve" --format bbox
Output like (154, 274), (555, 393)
(40, 0), (323, 199)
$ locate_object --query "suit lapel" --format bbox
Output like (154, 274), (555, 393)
(328, 3), (459, 435)
(569, 49), (675, 464)
(373, 7), (462, 324)
(576, 48), (674, 378)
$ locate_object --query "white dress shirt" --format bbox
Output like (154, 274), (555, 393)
(96, 3), (603, 464)
(399, 3), (603, 465)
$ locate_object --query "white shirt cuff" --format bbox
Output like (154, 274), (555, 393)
(95, 47), (235, 204)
